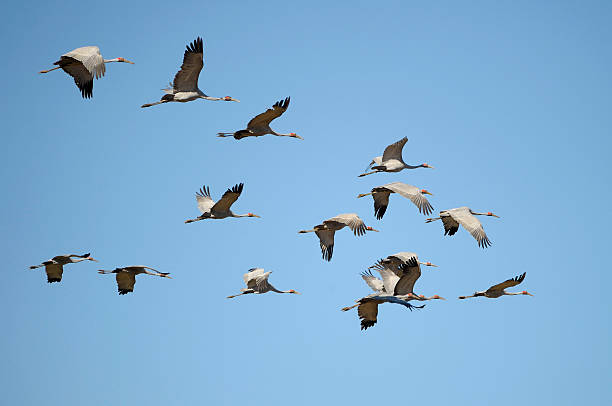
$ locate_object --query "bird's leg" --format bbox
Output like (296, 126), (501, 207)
(298, 229), (316, 234)
(226, 292), (246, 299)
(217, 133), (235, 137)
(39, 66), (61, 74)
(141, 100), (170, 108)
(358, 170), (379, 178)
(29, 264), (43, 269)
(341, 303), (359, 311)
(356, 192), (372, 198)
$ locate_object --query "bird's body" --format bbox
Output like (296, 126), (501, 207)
(184, 183), (260, 223)
(141, 37), (239, 108)
(358, 137), (433, 177)
(29, 253), (97, 283)
(426, 206), (499, 248)
(39, 46), (133, 98)
(342, 255), (442, 330)
(98, 265), (171, 295)
(298, 213), (378, 261)
(218, 97), (302, 140)
(227, 268), (300, 298)
(357, 182), (434, 219)
(459, 272), (532, 299)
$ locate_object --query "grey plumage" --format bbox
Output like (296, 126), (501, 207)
(426, 207), (500, 248)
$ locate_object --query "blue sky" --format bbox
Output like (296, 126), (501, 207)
(1, 1), (611, 404)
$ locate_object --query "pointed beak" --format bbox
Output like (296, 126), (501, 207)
(423, 191), (433, 196)
(425, 164), (435, 169)
(252, 214), (261, 218)
(438, 296), (446, 300)
(526, 292), (533, 296)
(421, 262), (438, 268)
(492, 214), (500, 218)
(229, 98), (240, 102)
(294, 135), (304, 140)
(369, 228), (380, 232)
(89, 258), (99, 262)
(124, 59), (135, 64)
(164, 275), (173, 279)
(293, 291), (301, 295)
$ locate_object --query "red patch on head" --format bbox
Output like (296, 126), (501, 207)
(419, 295), (424, 298)
(426, 262), (432, 266)
(421, 189), (427, 194)
(248, 213), (253, 216)
(366, 226), (372, 230)
(487, 212), (493, 216)
(290, 133), (296, 136)
(224, 96), (232, 101)
(433, 295), (440, 299)
(522, 291), (528, 294)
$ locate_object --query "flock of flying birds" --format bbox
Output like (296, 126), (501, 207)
(33, 36), (532, 330)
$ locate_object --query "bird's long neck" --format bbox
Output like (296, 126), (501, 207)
(403, 163), (426, 169)
(103, 58), (121, 63)
(504, 291), (522, 296)
(233, 213), (250, 218)
(199, 95), (223, 101)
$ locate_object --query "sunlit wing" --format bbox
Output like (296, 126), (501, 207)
(451, 207), (491, 248)
(196, 185), (215, 213)
(360, 270), (385, 292)
(326, 213), (366, 236)
(383, 182), (433, 215)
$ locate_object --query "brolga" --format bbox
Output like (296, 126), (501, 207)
(341, 257), (443, 331)
(226, 268), (300, 299)
(459, 272), (532, 300)
(426, 207), (500, 248)
(98, 266), (171, 295)
(29, 253), (97, 283)
(184, 183), (260, 223)
(357, 182), (434, 219)
(141, 37), (239, 108)
(218, 97), (302, 140)
(39, 46), (134, 98)
(358, 137), (433, 177)
(298, 213), (379, 261)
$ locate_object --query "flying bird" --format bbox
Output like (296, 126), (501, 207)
(218, 97), (302, 140)
(141, 37), (239, 108)
(185, 183), (260, 223)
(227, 268), (300, 299)
(426, 207), (499, 248)
(39, 46), (134, 98)
(298, 213), (378, 261)
(29, 253), (98, 283)
(357, 182), (434, 219)
(98, 266), (171, 295)
(459, 272), (532, 299)
(358, 137), (433, 177)
(341, 257), (443, 331)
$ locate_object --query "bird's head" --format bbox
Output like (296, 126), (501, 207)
(247, 213), (261, 218)
(487, 212), (500, 218)
(224, 96), (240, 102)
(289, 133), (304, 140)
(522, 291), (533, 296)
(116, 57), (135, 64)
(289, 289), (301, 295)
(422, 163), (434, 169)
(432, 295), (446, 300)
(421, 261), (438, 268)
(420, 189), (433, 196)
(366, 226), (379, 232)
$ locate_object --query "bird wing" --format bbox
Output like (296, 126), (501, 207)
(365, 156), (383, 171)
(315, 229), (335, 261)
(383, 182), (433, 215)
(381, 137), (408, 162)
(369, 260), (400, 295)
(44, 263), (64, 283)
(357, 301), (379, 330)
(195, 186), (215, 213)
(487, 272), (526, 294)
(172, 37), (204, 92)
(63, 46), (105, 78)
(441, 212), (460, 236)
(325, 213), (367, 236)
(393, 258), (421, 295)
(211, 183), (244, 213)
(243, 268), (265, 287)
(360, 270), (385, 292)
(116, 271), (136, 294)
(371, 188), (391, 220)
(56, 57), (94, 99)
(247, 97), (290, 130)
(450, 207), (492, 248)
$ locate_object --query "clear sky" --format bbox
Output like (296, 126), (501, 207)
(1, 1), (610, 404)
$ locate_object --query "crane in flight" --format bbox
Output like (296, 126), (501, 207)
(358, 137), (433, 177)
(459, 272), (532, 300)
(98, 266), (171, 295)
(227, 268), (300, 299)
(39, 46), (134, 98)
(218, 97), (302, 140)
(357, 182), (434, 219)
(341, 256), (443, 330)
(298, 213), (378, 261)
(141, 37), (239, 108)
(29, 253), (98, 283)
(185, 183), (260, 223)
(426, 207), (499, 248)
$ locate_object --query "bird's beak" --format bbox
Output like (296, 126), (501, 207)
(89, 258), (99, 262)
(293, 291), (301, 295)
(370, 228), (380, 232)
(526, 292), (533, 296)
(423, 191), (433, 196)
(230, 98), (240, 102)
(421, 262), (438, 268)
(252, 214), (261, 218)
(294, 135), (304, 140)
(425, 164), (435, 169)
(164, 275), (173, 279)
(492, 214), (500, 218)
(438, 296), (446, 300)
(124, 59), (135, 64)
